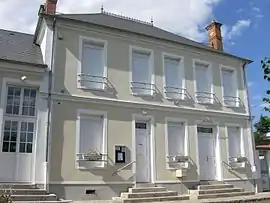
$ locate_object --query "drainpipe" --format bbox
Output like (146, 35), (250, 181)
(45, 15), (56, 192)
(242, 61), (258, 192)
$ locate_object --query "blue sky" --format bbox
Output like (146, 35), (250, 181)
(214, 0), (270, 121)
(0, 0), (268, 122)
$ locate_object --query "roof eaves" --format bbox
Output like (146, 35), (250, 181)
(0, 58), (47, 69)
(54, 14), (253, 64)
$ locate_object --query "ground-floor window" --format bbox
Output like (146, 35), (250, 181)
(227, 126), (243, 158)
(76, 110), (107, 169)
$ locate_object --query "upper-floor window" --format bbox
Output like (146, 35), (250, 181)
(221, 67), (239, 107)
(194, 61), (213, 104)
(78, 37), (107, 90)
(163, 55), (185, 100)
(130, 47), (154, 96)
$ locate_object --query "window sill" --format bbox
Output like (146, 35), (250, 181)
(131, 92), (155, 97)
(196, 101), (214, 105)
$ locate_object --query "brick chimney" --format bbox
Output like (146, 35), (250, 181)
(206, 20), (223, 51)
(44, 0), (58, 15)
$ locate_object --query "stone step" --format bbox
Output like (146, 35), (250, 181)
(121, 191), (178, 198)
(128, 187), (167, 193)
(197, 191), (255, 199)
(10, 194), (57, 201)
(198, 184), (234, 190)
(198, 188), (244, 195)
(0, 184), (37, 189)
(116, 195), (189, 203)
(0, 188), (46, 195)
(13, 201), (71, 203)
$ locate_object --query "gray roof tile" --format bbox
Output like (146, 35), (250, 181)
(0, 29), (45, 66)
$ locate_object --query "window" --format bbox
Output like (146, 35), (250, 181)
(227, 126), (243, 158)
(194, 62), (213, 104)
(166, 121), (187, 169)
(78, 38), (107, 90)
(164, 56), (185, 100)
(2, 86), (37, 153)
(167, 122), (186, 156)
(221, 68), (238, 107)
(76, 110), (107, 169)
(130, 48), (154, 96)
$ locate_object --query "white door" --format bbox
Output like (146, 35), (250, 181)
(0, 86), (37, 182)
(135, 121), (150, 183)
(198, 127), (216, 180)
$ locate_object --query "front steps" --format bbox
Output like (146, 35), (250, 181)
(190, 182), (255, 200)
(0, 184), (71, 203)
(113, 185), (189, 202)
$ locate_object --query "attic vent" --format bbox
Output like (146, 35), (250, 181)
(102, 11), (153, 26)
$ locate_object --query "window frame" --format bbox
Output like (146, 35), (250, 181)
(75, 109), (108, 169)
(1, 83), (38, 154)
(78, 36), (108, 91)
(193, 59), (214, 104)
(129, 45), (155, 96)
(162, 53), (185, 100)
(220, 65), (239, 107)
(225, 124), (245, 160)
(164, 117), (188, 170)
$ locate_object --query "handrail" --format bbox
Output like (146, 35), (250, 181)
(112, 160), (136, 176)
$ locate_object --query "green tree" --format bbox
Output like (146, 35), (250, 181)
(254, 115), (270, 144)
(261, 57), (270, 112)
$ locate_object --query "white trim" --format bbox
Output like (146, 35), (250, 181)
(0, 77), (42, 184)
(44, 92), (250, 119)
(164, 117), (188, 170)
(162, 52), (185, 100)
(195, 121), (221, 181)
(75, 109), (108, 169)
(129, 45), (155, 96)
(77, 36), (108, 91)
(219, 64), (239, 107)
(225, 123), (245, 159)
(132, 114), (155, 183)
(192, 59), (214, 104)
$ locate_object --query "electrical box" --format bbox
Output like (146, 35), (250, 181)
(175, 169), (184, 178)
(115, 145), (126, 163)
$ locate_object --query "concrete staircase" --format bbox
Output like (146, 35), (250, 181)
(190, 182), (255, 200)
(0, 184), (71, 203)
(113, 185), (189, 203)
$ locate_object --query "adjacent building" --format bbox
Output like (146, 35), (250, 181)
(0, 0), (257, 201)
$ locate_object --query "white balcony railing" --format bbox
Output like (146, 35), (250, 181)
(130, 81), (156, 96)
(195, 91), (215, 104)
(78, 73), (108, 90)
(223, 96), (241, 107)
(164, 86), (187, 101)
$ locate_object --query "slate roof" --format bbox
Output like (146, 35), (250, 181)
(56, 12), (252, 63)
(0, 29), (45, 67)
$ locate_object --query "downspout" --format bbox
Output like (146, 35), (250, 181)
(45, 15), (57, 192)
(242, 61), (258, 191)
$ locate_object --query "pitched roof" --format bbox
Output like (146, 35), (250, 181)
(56, 12), (252, 63)
(0, 29), (45, 67)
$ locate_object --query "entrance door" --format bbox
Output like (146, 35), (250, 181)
(197, 126), (216, 180)
(0, 86), (37, 182)
(135, 121), (150, 183)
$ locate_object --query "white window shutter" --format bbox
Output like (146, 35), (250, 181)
(227, 127), (241, 158)
(81, 43), (105, 89)
(222, 69), (237, 106)
(131, 52), (152, 95)
(79, 115), (104, 168)
(164, 58), (183, 99)
(167, 123), (185, 156)
(195, 63), (211, 103)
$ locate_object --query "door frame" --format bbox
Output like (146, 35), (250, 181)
(0, 78), (41, 183)
(195, 121), (222, 181)
(132, 114), (155, 184)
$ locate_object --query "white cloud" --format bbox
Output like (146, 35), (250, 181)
(0, 0), (222, 42)
(222, 19), (251, 44)
(260, 102), (270, 109)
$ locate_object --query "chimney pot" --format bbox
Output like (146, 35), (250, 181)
(206, 20), (223, 51)
(45, 0), (58, 15)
